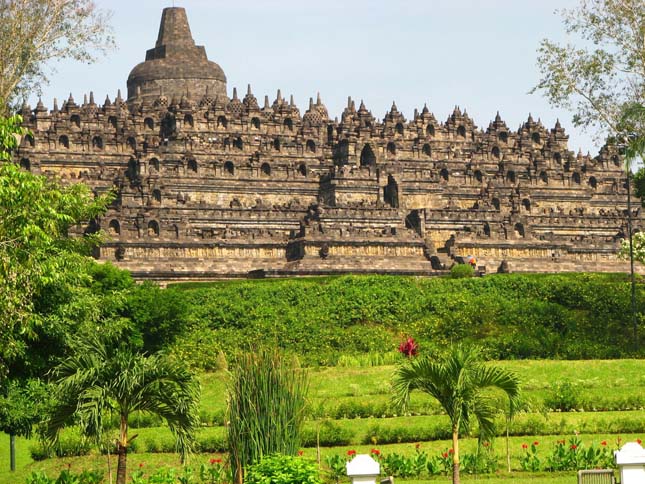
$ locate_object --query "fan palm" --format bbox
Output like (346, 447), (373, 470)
(46, 336), (200, 484)
(392, 344), (520, 484)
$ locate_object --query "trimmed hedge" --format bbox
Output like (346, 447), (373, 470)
(150, 273), (645, 367)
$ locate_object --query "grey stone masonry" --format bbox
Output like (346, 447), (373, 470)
(14, 7), (644, 282)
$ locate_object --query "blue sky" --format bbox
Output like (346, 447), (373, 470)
(32, 0), (601, 154)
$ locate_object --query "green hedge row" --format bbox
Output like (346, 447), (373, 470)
(156, 273), (645, 367)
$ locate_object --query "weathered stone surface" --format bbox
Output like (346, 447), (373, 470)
(15, 7), (643, 282)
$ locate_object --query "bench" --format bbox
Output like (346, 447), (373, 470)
(578, 469), (615, 484)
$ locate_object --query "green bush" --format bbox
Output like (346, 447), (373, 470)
(245, 454), (322, 484)
(197, 433), (228, 453)
(151, 273), (645, 363)
(545, 380), (581, 411)
(25, 469), (103, 484)
(301, 421), (352, 447)
(450, 263), (475, 278)
(228, 349), (308, 481)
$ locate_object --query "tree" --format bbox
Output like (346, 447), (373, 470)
(0, 160), (111, 382)
(392, 345), (520, 484)
(0, 114), (28, 159)
(0, 379), (50, 471)
(0, 0), (114, 112)
(532, 0), (645, 140)
(228, 348), (308, 484)
(534, 0), (645, 352)
(46, 336), (200, 484)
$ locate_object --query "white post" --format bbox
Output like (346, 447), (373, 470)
(614, 442), (645, 484)
(346, 454), (380, 484)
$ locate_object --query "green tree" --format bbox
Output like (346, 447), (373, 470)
(0, 0), (114, 112)
(0, 379), (50, 471)
(532, 0), (645, 140)
(228, 349), (308, 484)
(46, 336), (200, 484)
(534, 0), (645, 352)
(0, 160), (111, 381)
(126, 282), (190, 353)
(0, 114), (28, 159)
(392, 345), (520, 484)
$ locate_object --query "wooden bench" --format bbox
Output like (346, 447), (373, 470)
(578, 469), (615, 484)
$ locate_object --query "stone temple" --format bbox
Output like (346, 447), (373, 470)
(14, 7), (641, 281)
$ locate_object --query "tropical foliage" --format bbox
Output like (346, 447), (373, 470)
(46, 336), (200, 484)
(227, 349), (308, 484)
(392, 345), (520, 484)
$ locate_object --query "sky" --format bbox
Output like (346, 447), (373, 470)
(30, 0), (601, 155)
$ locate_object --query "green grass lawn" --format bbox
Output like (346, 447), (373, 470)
(196, 359), (645, 422)
(4, 433), (635, 483)
(2, 359), (644, 483)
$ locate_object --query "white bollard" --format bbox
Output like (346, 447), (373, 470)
(614, 441), (645, 484)
(346, 454), (380, 484)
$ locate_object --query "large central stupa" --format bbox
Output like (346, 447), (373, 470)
(127, 7), (227, 105)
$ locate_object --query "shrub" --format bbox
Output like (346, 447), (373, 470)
(245, 454), (322, 484)
(450, 264), (475, 278)
(198, 433), (228, 453)
(301, 421), (352, 447)
(25, 469), (103, 484)
(545, 380), (581, 411)
(227, 349), (308, 482)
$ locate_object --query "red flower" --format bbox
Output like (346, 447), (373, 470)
(601, 441), (607, 446)
(571, 444), (578, 450)
(637, 439), (642, 445)
(139, 463), (144, 468)
(533, 441), (539, 446)
(370, 449), (381, 456)
(209, 458), (217, 465)
(442, 452), (448, 458)
(522, 443), (528, 449)
(398, 337), (418, 357)
(347, 450), (356, 456)
(298, 450), (304, 456)
(448, 448), (454, 454)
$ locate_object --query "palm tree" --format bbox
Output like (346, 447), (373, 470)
(46, 336), (200, 484)
(392, 344), (520, 484)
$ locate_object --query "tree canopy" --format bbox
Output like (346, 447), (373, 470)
(47, 335), (200, 484)
(0, 113), (114, 381)
(532, 0), (645, 141)
(392, 345), (520, 484)
(0, 0), (114, 111)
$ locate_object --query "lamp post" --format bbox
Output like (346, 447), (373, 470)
(625, 165), (638, 352)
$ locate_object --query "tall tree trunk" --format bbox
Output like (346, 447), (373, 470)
(10, 434), (16, 472)
(452, 428), (460, 484)
(116, 414), (128, 484)
(506, 417), (511, 472)
(116, 442), (127, 484)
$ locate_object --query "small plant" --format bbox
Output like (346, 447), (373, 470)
(25, 469), (104, 484)
(245, 454), (322, 484)
(325, 454), (347, 483)
(26, 472), (54, 484)
(450, 263), (475, 278)
(544, 380), (581, 411)
(199, 458), (227, 484)
(398, 337), (418, 357)
(519, 441), (542, 472)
